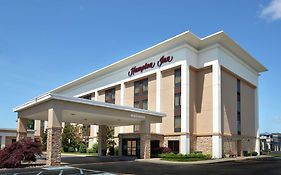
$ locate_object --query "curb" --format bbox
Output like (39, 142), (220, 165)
(135, 155), (273, 165)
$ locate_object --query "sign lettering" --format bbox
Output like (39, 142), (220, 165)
(128, 56), (173, 77)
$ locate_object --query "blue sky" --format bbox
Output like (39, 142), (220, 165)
(0, 0), (280, 133)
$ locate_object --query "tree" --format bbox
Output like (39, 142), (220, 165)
(97, 126), (116, 155)
(41, 129), (47, 151)
(61, 123), (81, 152)
(0, 139), (42, 168)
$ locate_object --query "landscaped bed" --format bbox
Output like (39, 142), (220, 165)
(159, 152), (212, 162)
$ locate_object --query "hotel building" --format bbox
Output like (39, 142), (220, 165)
(14, 31), (267, 166)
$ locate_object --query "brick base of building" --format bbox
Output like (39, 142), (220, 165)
(196, 136), (212, 154)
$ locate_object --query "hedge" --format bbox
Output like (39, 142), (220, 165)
(160, 152), (212, 162)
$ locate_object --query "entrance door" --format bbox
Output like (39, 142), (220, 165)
(122, 139), (140, 158)
(151, 140), (160, 156)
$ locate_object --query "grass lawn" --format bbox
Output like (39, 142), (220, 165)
(269, 153), (281, 157)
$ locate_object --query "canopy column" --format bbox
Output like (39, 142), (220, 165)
(140, 121), (151, 159)
(98, 125), (107, 156)
(46, 107), (62, 166)
(16, 117), (28, 141)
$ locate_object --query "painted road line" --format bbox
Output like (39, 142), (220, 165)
(36, 171), (43, 175)
(79, 168), (84, 174)
(42, 165), (74, 170)
(59, 170), (63, 175)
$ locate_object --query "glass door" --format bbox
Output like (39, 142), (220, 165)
(122, 139), (140, 158)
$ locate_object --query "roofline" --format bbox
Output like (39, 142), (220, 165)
(48, 30), (266, 94)
(14, 30), (268, 107)
(13, 93), (166, 118)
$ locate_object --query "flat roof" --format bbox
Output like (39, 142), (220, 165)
(49, 31), (267, 94)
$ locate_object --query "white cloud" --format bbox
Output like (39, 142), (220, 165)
(261, 0), (281, 21)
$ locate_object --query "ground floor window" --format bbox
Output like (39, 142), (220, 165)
(168, 140), (179, 153)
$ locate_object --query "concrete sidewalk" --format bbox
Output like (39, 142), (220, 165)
(136, 155), (273, 165)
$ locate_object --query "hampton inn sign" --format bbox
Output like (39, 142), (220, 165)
(128, 55), (173, 77)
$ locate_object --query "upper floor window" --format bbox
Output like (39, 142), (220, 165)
(174, 69), (181, 87)
(237, 79), (241, 93)
(237, 79), (241, 135)
(174, 93), (181, 108)
(134, 78), (148, 96)
(174, 115), (181, 132)
(142, 99), (148, 110)
(105, 88), (115, 104)
(81, 94), (92, 100)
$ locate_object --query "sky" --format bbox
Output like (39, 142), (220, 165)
(0, 0), (280, 133)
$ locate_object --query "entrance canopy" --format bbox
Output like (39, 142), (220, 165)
(13, 93), (165, 126)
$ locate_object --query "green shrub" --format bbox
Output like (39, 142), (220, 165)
(87, 148), (94, 153)
(248, 151), (258, 156)
(114, 147), (119, 156)
(108, 146), (114, 156)
(79, 143), (87, 153)
(92, 143), (98, 153)
(160, 152), (211, 162)
(68, 147), (75, 152)
(252, 152), (258, 156)
(63, 146), (69, 152)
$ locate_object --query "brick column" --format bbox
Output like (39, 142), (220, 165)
(17, 117), (28, 141)
(140, 121), (151, 159)
(46, 127), (62, 166)
(98, 125), (107, 156)
(46, 108), (62, 166)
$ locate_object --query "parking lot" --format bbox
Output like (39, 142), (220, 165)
(0, 157), (281, 175)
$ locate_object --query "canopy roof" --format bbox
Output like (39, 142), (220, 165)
(14, 93), (165, 126)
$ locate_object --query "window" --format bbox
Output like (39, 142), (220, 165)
(174, 69), (181, 87)
(174, 69), (181, 133)
(142, 79), (148, 93)
(237, 121), (241, 135)
(174, 115), (181, 132)
(237, 79), (241, 135)
(134, 78), (148, 111)
(134, 125), (140, 132)
(105, 88), (115, 104)
(81, 94), (92, 100)
(142, 100), (148, 110)
(174, 93), (181, 108)
(27, 119), (34, 130)
(134, 101), (140, 109)
(134, 78), (148, 96)
(168, 140), (179, 153)
(237, 79), (241, 93)
(134, 82), (140, 95)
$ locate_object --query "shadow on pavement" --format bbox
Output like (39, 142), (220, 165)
(62, 156), (137, 164)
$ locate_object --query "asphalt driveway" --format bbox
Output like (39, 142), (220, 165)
(0, 157), (280, 175)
